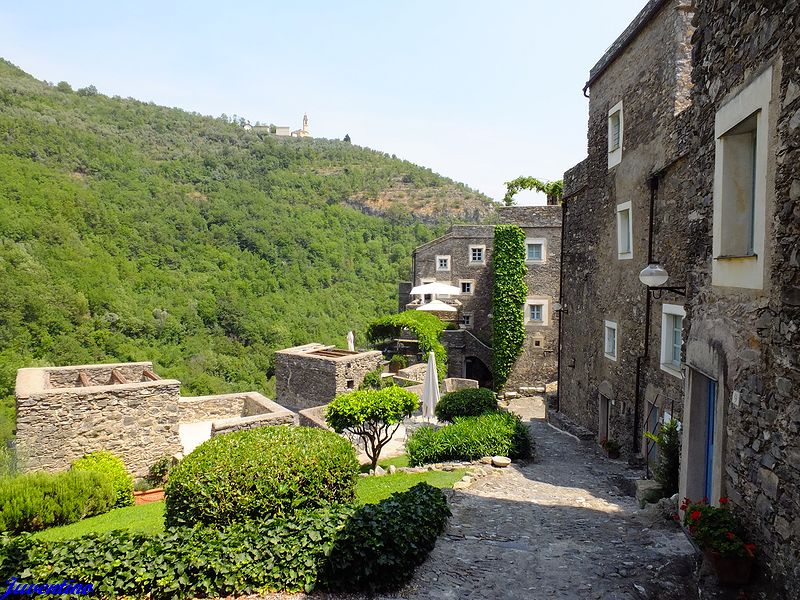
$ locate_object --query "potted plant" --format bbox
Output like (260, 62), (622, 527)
(389, 354), (408, 374)
(680, 497), (756, 586)
(600, 438), (621, 459)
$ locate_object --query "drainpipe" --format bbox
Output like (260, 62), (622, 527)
(632, 174), (660, 455)
(556, 198), (567, 412)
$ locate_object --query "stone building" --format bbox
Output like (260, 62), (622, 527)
(557, 0), (694, 457)
(274, 344), (383, 410)
(398, 205), (561, 389)
(15, 361), (296, 476)
(678, 1), (800, 592)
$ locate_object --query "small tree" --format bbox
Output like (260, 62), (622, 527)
(343, 134), (351, 143)
(645, 418), (681, 495)
(326, 387), (418, 470)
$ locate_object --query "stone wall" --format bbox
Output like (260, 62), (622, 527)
(274, 344), (383, 410)
(557, 0), (694, 456)
(681, 1), (800, 592)
(16, 370), (183, 476)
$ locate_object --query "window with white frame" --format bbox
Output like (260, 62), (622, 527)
(712, 66), (772, 290)
(616, 201), (633, 259)
(524, 298), (549, 326)
(459, 280), (474, 294)
(608, 100), (623, 168)
(469, 245), (485, 264)
(525, 238), (546, 263)
(660, 304), (686, 377)
(436, 255), (450, 271)
(458, 313), (473, 328)
(421, 278), (434, 303)
(604, 320), (618, 361)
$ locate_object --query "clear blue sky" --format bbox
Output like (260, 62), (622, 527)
(1, 1), (646, 204)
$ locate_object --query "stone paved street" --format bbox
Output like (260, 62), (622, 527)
(254, 396), (700, 600)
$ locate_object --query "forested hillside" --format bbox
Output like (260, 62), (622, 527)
(0, 59), (495, 443)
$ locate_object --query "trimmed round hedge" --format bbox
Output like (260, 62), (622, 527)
(434, 388), (498, 422)
(164, 426), (359, 527)
(71, 450), (134, 508)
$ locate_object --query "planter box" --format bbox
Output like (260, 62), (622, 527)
(704, 549), (754, 586)
(134, 487), (165, 505)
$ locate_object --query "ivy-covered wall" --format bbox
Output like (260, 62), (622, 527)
(491, 225), (527, 389)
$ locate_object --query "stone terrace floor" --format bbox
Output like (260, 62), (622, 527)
(253, 396), (721, 600)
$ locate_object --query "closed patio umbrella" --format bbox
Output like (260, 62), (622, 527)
(421, 351), (440, 422)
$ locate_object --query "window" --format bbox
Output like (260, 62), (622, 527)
(660, 304), (686, 377)
(458, 313), (473, 328)
(608, 100), (623, 168)
(524, 298), (549, 326)
(712, 66), (772, 290)
(436, 255), (450, 271)
(604, 320), (617, 361)
(616, 201), (633, 259)
(525, 238), (547, 263)
(459, 280), (474, 294)
(533, 339), (542, 348)
(469, 245), (485, 264)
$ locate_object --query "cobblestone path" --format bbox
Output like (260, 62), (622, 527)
(378, 396), (696, 600)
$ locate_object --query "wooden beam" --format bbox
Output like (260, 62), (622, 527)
(78, 371), (90, 387)
(111, 369), (127, 384)
(142, 369), (160, 381)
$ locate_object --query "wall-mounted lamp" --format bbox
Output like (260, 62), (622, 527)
(638, 263), (686, 296)
(553, 302), (568, 313)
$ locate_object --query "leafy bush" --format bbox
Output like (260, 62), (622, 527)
(323, 483), (451, 592)
(358, 367), (391, 390)
(2, 484), (450, 597)
(407, 411), (532, 466)
(0, 470), (115, 533)
(491, 225), (527, 389)
(71, 451), (134, 508)
(164, 426), (359, 527)
(389, 354), (408, 371)
(326, 387), (418, 469)
(147, 455), (175, 487)
(435, 388), (498, 422)
(366, 311), (447, 379)
(645, 418), (681, 495)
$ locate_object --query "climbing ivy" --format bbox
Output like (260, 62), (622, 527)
(491, 225), (527, 389)
(502, 176), (563, 206)
(366, 311), (447, 379)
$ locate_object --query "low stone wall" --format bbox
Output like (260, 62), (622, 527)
(15, 377), (183, 476)
(178, 393), (247, 422)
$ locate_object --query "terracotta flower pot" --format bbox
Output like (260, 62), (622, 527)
(134, 487), (165, 505)
(704, 549), (754, 586)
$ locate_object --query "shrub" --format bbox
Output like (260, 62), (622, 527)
(164, 426), (359, 527)
(71, 451), (134, 508)
(407, 411), (532, 466)
(389, 354), (408, 372)
(2, 484), (450, 597)
(358, 367), (391, 390)
(323, 483), (451, 592)
(435, 388), (498, 422)
(326, 387), (418, 469)
(645, 418), (680, 495)
(0, 470), (115, 533)
(147, 455), (174, 487)
(491, 225), (527, 389)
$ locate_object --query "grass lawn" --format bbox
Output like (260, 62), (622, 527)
(33, 501), (165, 541)
(31, 463), (463, 541)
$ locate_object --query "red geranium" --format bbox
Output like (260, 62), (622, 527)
(690, 510), (702, 521)
(719, 497), (729, 505)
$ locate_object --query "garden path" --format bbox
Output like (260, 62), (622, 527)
(255, 396), (701, 600)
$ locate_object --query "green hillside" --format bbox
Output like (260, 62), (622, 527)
(0, 59), (495, 444)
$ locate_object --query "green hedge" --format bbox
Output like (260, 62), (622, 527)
(0, 470), (115, 533)
(491, 225), (527, 389)
(71, 451), (134, 508)
(323, 482), (451, 592)
(434, 388), (498, 422)
(407, 411), (532, 466)
(164, 426), (359, 527)
(2, 484), (450, 597)
(366, 311), (447, 379)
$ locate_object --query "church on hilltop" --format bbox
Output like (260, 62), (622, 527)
(242, 113), (310, 138)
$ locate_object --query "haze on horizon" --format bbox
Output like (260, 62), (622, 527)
(0, 1), (647, 205)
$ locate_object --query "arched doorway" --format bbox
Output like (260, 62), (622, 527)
(465, 356), (493, 389)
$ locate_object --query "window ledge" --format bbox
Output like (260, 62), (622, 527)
(617, 252), (633, 260)
(714, 253), (757, 261)
(604, 353), (617, 362)
(525, 260), (545, 265)
(660, 364), (684, 379)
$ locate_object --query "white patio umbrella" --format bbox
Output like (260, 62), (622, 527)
(416, 299), (457, 312)
(346, 330), (355, 352)
(409, 282), (461, 296)
(421, 351), (441, 421)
